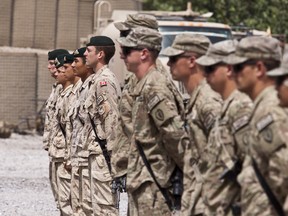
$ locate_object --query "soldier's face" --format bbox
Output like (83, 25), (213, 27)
(55, 66), (67, 85)
(232, 60), (258, 95)
(72, 57), (86, 77)
(63, 63), (75, 83)
(276, 76), (288, 107)
(167, 54), (192, 81)
(47, 60), (57, 79)
(84, 46), (98, 68)
(120, 46), (142, 73)
(204, 63), (228, 93)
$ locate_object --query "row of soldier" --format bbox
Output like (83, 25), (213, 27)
(43, 13), (288, 216)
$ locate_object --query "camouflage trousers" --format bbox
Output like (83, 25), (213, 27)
(49, 160), (59, 208)
(181, 166), (205, 216)
(53, 161), (73, 216)
(128, 181), (171, 216)
(89, 154), (119, 216)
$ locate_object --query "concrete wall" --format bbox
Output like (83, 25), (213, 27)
(0, 0), (13, 46)
(0, 0), (141, 126)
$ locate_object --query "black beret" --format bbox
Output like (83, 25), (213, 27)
(55, 54), (74, 68)
(73, 47), (86, 57)
(48, 49), (69, 60)
(86, 36), (115, 46)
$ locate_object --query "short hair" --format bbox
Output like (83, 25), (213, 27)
(96, 46), (115, 64)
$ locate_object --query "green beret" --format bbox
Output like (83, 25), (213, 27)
(48, 49), (69, 60)
(86, 36), (115, 46)
(73, 47), (86, 57)
(55, 54), (74, 68)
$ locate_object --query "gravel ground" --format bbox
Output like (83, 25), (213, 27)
(0, 133), (128, 216)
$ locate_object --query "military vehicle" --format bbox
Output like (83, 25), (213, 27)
(83, 2), (233, 92)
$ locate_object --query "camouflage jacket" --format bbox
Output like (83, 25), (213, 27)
(43, 83), (62, 150)
(237, 86), (288, 216)
(64, 79), (82, 164)
(111, 59), (179, 178)
(81, 65), (121, 156)
(68, 74), (95, 164)
(203, 90), (252, 214)
(182, 79), (222, 215)
(126, 66), (186, 192)
(49, 84), (73, 160)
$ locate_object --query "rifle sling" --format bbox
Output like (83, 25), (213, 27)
(88, 113), (112, 174)
(135, 140), (174, 211)
(251, 157), (285, 216)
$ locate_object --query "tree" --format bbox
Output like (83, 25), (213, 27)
(142, 0), (288, 39)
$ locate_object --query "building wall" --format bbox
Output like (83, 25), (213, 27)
(0, 0), (13, 46)
(0, 52), (37, 125)
(34, 0), (58, 49)
(0, 0), (141, 126)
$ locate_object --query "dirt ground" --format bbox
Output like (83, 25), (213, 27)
(0, 133), (128, 216)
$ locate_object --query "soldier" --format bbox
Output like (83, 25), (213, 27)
(196, 40), (253, 215)
(161, 34), (223, 216)
(266, 51), (288, 215)
(224, 36), (287, 215)
(83, 36), (121, 215)
(68, 47), (95, 216)
(43, 48), (69, 210)
(49, 53), (77, 215)
(117, 27), (187, 216)
(112, 13), (163, 181)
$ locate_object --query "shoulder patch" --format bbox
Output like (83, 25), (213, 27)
(99, 81), (107, 87)
(232, 115), (250, 132)
(256, 114), (273, 132)
(147, 95), (161, 111)
(96, 95), (107, 105)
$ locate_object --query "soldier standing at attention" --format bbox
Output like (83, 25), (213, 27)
(111, 13), (160, 183)
(68, 47), (95, 216)
(83, 36), (121, 215)
(49, 53), (76, 215)
(266, 51), (288, 215)
(162, 34), (223, 216)
(43, 48), (69, 210)
(196, 40), (252, 215)
(117, 27), (187, 216)
(225, 36), (287, 216)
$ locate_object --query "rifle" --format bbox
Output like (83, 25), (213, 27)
(87, 113), (120, 209)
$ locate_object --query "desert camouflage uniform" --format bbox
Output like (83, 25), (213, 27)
(68, 75), (95, 216)
(203, 90), (252, 216)
(81, 65), (121, 215)
(43, 83), (62, 207)
(111, 72), (136, 178)
(127, 66), (186, 216)
(111, 59), (168, 178)
(49, 84), (73, 216)
(278, 119), (288, 215)
(182, 79), (222, 216)
(64, 79), (82, 168)
(237, 86), (288, 215)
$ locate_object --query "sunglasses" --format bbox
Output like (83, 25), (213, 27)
(120, 30), (131, 37)
(121, 47), (144, 57)
(232, 60), (257, 73)
(168, 54), (191, 64)
(204, 63), (226, 74)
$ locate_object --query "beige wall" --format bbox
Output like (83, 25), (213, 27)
(0, 0), (141, 125)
